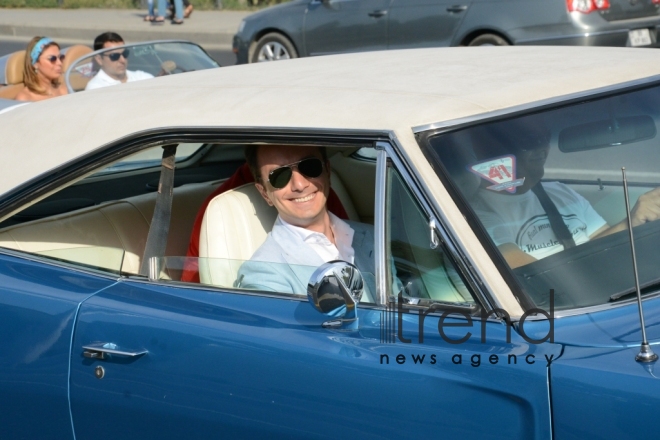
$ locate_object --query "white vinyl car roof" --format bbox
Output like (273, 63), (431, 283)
(1, 46), (659, 197)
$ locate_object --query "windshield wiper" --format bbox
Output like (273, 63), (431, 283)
(609, 278), (660, 302)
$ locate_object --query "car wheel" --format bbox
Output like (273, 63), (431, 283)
(467, 33), (509, 46)
(251, 33), (298, 63)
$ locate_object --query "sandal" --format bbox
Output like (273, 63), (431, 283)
(172, 18), (184, 25)
(152, 16), (165, 24)
(143, 15), (155, 22)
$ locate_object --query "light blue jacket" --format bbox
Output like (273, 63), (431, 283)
(235, 220), (376, 302)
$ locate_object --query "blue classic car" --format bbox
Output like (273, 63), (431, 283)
(1, 46), (660, 439)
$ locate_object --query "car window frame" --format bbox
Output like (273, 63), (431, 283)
(0, 129), (383, 298)
(377, 140), (496, 316)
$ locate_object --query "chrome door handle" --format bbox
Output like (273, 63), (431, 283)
(446, 5), (467, 12)
(368, 9), (388, 18)
(82, 343), (148, 360)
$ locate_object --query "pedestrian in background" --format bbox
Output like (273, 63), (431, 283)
(145, 0), (186, 24)
(144, 0), (156, 22)
(167, 0), (193, 19)
(175, 0), (194, 19)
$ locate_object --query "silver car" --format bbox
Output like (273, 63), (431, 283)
(233, 0), (660, 63)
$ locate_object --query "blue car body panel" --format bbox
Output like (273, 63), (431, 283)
(516, 298), (660, 438)
(69, 280), (560, 439)
(551, 345), (660, 439)
(522, 298), (660, 348)
(0, 254), (117, 439)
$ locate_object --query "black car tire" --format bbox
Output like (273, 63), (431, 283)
(468, 33), (510, 46)
(251, 33), (298, 63)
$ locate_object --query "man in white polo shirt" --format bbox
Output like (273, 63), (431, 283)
(471, 116), (660, 268)
(85, 32), (153, 91)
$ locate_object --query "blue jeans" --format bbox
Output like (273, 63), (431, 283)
(157, 0), (183, 19)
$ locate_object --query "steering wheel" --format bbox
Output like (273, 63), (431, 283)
(513, 218), (660, 309)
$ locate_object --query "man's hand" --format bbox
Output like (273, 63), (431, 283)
(592, 187), (660, 239)
(629, 187), (660, 227)
(498, 243), (537, 269)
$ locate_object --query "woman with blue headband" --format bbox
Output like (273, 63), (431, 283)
(16, 36), (68, 102)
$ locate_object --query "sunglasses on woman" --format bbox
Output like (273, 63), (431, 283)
(267, 157), (324, 189)
(102, 49), (130, 62)
(45, 54), (65, 63)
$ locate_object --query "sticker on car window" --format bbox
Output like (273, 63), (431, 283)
(467, 155), (525, 193)
(74, 62), (94, 77)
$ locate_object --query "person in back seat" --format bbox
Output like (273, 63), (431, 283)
(180, 162), (349, 283)
(16, 36), (68, 102)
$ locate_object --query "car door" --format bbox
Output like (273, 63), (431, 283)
(0, 253), (118, 439)
(303, 0), (392, 56)
(387, 0), (470, 49)
(67, 139), (560, 439)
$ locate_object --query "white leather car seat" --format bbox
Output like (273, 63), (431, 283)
(198, 183), (277, 287)
(0, 180), (219, 275)
(0, 50), (26, 100)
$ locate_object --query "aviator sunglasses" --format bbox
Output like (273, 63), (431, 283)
(267, 157), (324, 189)
(45, 54), (65, 63)
(102, 49), (130, 62)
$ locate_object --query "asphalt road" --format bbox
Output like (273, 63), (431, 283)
(0, 37), (237, 66)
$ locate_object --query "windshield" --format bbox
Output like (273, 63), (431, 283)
(421, 84), (660, 312)
(65, 41), (219, 93)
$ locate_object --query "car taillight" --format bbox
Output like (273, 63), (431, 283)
(566, 0), (610, 13)
(653, 0), (660, 4)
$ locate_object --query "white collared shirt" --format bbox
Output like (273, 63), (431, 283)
(85, 68), (154, 90)
(276, 213), (355, 263)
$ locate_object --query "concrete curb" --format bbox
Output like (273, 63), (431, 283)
(0, 24), (235, 48)
(0, 9), (251, 49)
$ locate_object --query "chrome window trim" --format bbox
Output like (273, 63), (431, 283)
(135, 276), (384, 309)
(0, 244), (386, 308)
(515, 28), (627, 45)
(412, 74), (660, 135)
(376, 139), (498, 313)
(374, 148), (389, 306)
(551, 290), (660, 319)
(0, 246), (123, 282)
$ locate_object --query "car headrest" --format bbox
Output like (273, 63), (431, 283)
(198, 183), (277, 287)
(62, 45), (93, 72)
(5, 51), (26, 85)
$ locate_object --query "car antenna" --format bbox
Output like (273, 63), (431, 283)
(622, 167), (658, 363)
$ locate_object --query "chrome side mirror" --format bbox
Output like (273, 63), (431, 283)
(307, 260), (364, 330)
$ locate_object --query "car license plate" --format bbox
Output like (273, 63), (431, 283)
(629, 29), (652, 47)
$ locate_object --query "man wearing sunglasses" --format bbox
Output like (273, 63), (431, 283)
(234, 145), (377, 302)
(86, 32), (153, 91)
